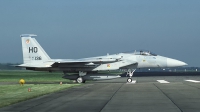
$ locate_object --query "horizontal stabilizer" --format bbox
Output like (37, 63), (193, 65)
(17, 62), (54, 68)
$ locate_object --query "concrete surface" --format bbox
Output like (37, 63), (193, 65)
(1, 75), (200, 112)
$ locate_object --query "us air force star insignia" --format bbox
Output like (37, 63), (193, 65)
(26, 39), (30, 44)
(107, 64), (110, 68)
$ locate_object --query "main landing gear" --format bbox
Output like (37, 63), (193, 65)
(76, 71), (87, 83)
(126, 69), (136, 83)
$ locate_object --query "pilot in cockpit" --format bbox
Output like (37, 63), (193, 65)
(138, 50), (157, 56)
(140, 51), (150, 56)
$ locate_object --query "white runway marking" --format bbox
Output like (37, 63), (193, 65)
(157, 80), (170, 83)
(126, 80), (136, 84)
(185, 80), (200, 83)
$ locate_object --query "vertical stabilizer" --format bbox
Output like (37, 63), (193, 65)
(21, 34), (51, 65)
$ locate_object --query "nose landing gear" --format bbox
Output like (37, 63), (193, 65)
(126, 69), (136, 83)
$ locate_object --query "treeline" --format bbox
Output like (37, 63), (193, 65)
(0, 63), (22, 70)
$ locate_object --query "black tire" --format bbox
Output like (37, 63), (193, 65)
(127, 78), (132, 83)
(82, 80), (86, 83)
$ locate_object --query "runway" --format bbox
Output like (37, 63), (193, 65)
(1, 76), (200, 112)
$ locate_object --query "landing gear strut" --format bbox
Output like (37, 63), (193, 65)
(126, 69), (136, 83)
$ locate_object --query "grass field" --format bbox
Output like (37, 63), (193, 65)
(0, 70), (71, 82)
(0, 71), (80, 108)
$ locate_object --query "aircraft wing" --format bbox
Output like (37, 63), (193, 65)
(48, 58), (121, 68)
(16, 58), (122, 68)
(49, 58), (121, 64)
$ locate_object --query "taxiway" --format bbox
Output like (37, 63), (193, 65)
(1, 75), (200, 112)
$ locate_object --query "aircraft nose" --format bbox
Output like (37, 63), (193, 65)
(167, 58), (187, 67)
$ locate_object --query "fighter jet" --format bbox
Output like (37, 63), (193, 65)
(17, 34), (187, 83)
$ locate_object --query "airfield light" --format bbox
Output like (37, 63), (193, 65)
(19, 79), (25, 86)
(28, 88), (31, 92)
(60, 82), (62, 85)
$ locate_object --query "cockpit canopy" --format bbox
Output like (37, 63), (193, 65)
(123, 50), (157, 56)
(139, 50), (157, 56)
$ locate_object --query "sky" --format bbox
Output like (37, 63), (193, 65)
(0, 1), (200, 67)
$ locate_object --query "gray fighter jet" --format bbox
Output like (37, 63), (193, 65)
(17, 34), (187, 83)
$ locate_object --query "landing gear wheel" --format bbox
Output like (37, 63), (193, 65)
(127, 78), (132, 83)
(76, 77), (83, 83)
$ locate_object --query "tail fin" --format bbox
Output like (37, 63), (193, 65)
(21, 34), (51, 64)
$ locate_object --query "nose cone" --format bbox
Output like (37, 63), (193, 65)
(167, 58), (187, 67)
